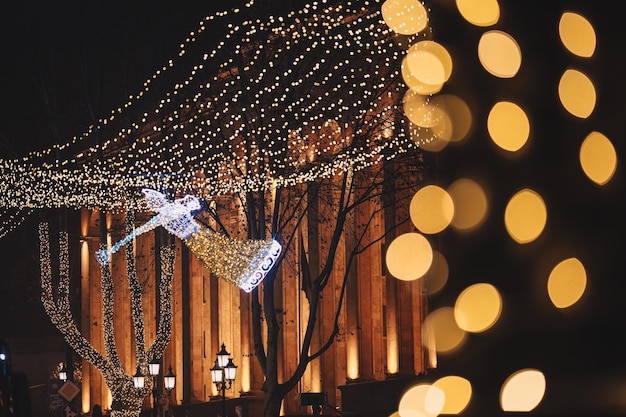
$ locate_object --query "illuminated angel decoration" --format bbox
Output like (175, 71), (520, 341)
(97, 189), (281, 293)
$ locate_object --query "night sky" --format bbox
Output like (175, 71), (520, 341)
(1, 0), (626, 415)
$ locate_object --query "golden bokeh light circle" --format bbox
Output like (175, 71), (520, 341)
(579, 131), (617, 185)
(487, 101), (530, 152)
(547, 257), (587, 309)
(402, 56), (444, 95)
(558, 69), (596, 119)
(500, 369), (546, 412)
(423, 307), (467, 353)
(433, 376), (473, 415)
(504, 188), (547, 244)
(429, 94), (473, 143)
(478, 30), (522, 78)
(559, 11), (596, 58)
(399, 384), (445, 417)
(382, 0), (429, 36)
(403, 89), (442, 128)
(410, 185), (455, 234)
(422, 250), (449, 295)
(385, 232), (433, 281)
(447, 178), (489, 232)
(455, 0), (500, 27)
(454, 283), (502, 332)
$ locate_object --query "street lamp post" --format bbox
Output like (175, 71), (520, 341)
(210, 344), (237, 417)
(148, 360), (161, 417)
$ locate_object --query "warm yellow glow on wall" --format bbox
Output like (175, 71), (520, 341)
(478, 30), (522, 78)
(385, 232), (433, 280)
(455, 0), (500, 26)
(548, 258), (587, 309)
(386, 336), (399, 375)
(423, 307), (467, 353)
(430, 94), (473, 143)
(381, 0), (429, 35)
(559, 12), (596, 58)
(580, 131), (617, 185)
(347, 340), (360, 380)
(432, 375), (472, 414)
(447, 178), (489, 232)
(500, 369), (546, 412)
(504, 188), (547, 244)
(398, 383), (445, 417)
(410, 185), (455, 234)
(454, 283), (502, 332)
(422, 250), (448, 295)
(487, 101), (530, 152)
(558, 69), (596, 118)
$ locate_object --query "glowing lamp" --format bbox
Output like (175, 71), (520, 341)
(164, 366), (176, 392)
(133, 365), (145, 389)
(59, 363), (68, 382)
(148, 360), (161, 377)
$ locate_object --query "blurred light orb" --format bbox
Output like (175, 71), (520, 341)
(456, 0), (500, 26)
(422, 250), (449, 295)
(408, 122), (445, 151)
(559, 12), (596, 57)
(403, 90), (442, 128)
(423, 307), (467, 353)
(478, 30), (522, 78)
(558, 69), (596, 118)
(455, 283), (502, 332)
(402, 56), (444, 95)
(548, 257), (587, 309)
(382, 0), (429, 35)
(406, 41), (453, 86)
(487, 101), (530, 152)
(410, 185), (455, 234)
(399, 384), (445, 417)
(386, 232), (433, 281)
(433, 376), (472, 415)
(447, 178), (489, 232)
(504, 188), (547, 244)
(429, 94), (473, 143)
(580, 131), (617, 185)
(500, 369), (546, 412)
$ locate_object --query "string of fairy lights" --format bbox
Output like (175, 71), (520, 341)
(0, 0), (430, 218)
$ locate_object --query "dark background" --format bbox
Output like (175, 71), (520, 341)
(1, 0), (625, 416)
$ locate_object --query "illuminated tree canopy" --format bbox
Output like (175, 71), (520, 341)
(0, 0), (427, 217)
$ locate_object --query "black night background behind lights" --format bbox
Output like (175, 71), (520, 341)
(1, 0), (626, 416)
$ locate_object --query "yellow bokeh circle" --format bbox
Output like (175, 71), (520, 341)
(410, 185), (455, 234)
(478, 30), (522, 78)
(455, 283), (502, 332)
(433, 376), (472, 415)
(558, 69), (596, 119)
(456, 0), (500, 27)
(504, 188), (547, 244)
(558, 12), (596, 58)
(547, 257), (587, 309)
(487, 101), (530, 152)
(382, 0), (429, 36)
(580, 131), (617, 185)
(385, 232), (433, 281)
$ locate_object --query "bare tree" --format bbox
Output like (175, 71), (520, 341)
(39, 211), (175, 417)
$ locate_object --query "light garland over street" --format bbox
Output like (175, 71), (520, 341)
(0, 0), (429, 216)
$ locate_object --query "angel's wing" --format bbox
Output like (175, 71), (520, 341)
(142, 189), (168, 211)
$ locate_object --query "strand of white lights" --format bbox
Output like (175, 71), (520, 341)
(0, 209), (33, 238)
(0, 0), (429, 212)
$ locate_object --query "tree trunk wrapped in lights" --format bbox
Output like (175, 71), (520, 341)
(39, 211), (175, 417)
